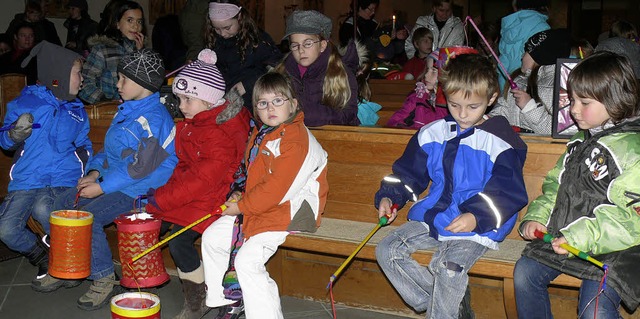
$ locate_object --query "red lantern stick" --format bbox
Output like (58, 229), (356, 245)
(465, 16), (518, 90)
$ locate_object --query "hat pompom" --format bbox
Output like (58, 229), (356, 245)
(198, 49), (217, 64)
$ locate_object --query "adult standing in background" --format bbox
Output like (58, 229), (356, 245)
(6, 0), (61, 46)
(497, 0), (550, 91)
(64, 0), (98, 56)
(404, 0), (464, 59)
(179, 0), (210, 62)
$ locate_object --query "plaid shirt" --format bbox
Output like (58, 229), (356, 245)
(78, 38), (136, 104)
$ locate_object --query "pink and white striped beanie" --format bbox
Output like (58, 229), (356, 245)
(172, 49), (226, 105)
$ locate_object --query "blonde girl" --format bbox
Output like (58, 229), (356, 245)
(275, 10), (361, 126)
(201, 72), (328, 319)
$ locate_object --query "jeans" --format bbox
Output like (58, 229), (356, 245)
(375, 221), (487, 319)
(161, 221), (201, 273)
(514, 255), (622, 319)
(54, 188), (133, 280)
(0, 187), (71, 253)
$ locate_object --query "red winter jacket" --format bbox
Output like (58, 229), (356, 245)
(146, 93), (251, 233)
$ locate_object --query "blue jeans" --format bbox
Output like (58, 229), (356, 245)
(0, 187), (70, 253)
(54, 188), (133, 280)
(514, 255), (622, 319)
(375, 221), (487, 319)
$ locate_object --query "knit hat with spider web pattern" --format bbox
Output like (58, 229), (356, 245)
(118, 48), (165, 92)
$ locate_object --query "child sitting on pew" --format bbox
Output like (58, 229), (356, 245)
(374, 54), (528, 318)
(0, 41), (92, 292)
(144, 48), (251, 319)
(514, 51), (640, 319)
(49, 48), (178, 311)
(201, 72), (328, 319)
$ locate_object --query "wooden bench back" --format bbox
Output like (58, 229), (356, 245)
(369, 79), (414, 126)
(310, 125), (567, 240)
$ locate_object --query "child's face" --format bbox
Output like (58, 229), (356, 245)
(289, 34), (327, 67)
(447, 90), (497, 131)
(569, 92), (611, 130)
(357, 3), (377, 20)
(117, 9), (143, 41)
(255, 92), (297, 127)
(117, 72), (147, 101)
(415, 37), (433, 56)
(68, 60), (83, 96)
(68, 6), (82, 20)
(176, 94), (210, 119)
(211, 18), (240, 39)
(424, 59), (438, 90)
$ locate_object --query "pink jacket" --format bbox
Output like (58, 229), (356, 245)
(387, 90), (448, 129)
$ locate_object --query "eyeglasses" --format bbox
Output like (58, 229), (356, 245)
(256, 97), (290, 110)
(289, 40), (321, 52)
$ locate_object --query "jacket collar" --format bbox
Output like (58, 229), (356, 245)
(116, 92), (161, 118)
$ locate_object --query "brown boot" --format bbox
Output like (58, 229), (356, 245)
(173, 264), (211, 319)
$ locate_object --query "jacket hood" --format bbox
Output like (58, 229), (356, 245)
(501, 10), (549, 43)
(216, 88), (245, 124)
(338, 39), (368, 73)
(86, 34), (121, 48)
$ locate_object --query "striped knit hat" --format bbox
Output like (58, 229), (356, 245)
(172, 49), (225, 105)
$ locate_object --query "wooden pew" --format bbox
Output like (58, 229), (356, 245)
(369, 79), (414, 126)
(266, 125), (639, 319)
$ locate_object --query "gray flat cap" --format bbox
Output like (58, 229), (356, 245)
(283, 10), (332, 40)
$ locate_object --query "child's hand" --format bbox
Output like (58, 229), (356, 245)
(511, 88), (532, 109)
(77, 171), (99, 189)
(520, 221), (547, 240)
(222, 200), (241, 216)
(551, 236), (569, 255)
(393, 29), (408, 40)
(445, 213), (477, 233)
(378, 197), (397, 225)
(133, 32), (145, 50)
(78, 182), (103, 198)
(228, 191), (242, 202)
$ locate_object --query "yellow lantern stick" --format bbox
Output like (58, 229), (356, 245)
(127, 203), (229, 265)
(327, 204), (397, 288)
(534, 229), (605, 269)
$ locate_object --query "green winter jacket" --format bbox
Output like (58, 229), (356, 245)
(520, 118), (640, 309)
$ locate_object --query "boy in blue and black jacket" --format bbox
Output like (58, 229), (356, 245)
(0, 41), (92, 291)
(374, 54), (528, 318)
(45, 48), (178, 311)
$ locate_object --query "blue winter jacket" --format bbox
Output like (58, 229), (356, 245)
(0, 85), (92, 191)
(375, 116), (528, 249)
(498, 10), (550, 90)
(86, 92), (177, 198)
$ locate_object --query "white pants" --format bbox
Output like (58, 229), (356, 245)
(201, 215), (288, 319)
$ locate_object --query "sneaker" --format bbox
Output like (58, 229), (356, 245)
(31, 273), (82, 293)
(77, 273), (123, 311)
(214, 300), (244, 319)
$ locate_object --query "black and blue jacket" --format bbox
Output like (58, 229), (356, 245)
(376, 115), (528, 249)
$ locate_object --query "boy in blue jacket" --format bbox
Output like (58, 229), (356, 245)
(374, 54), (528, 318)
(0, 41), (92, 291)
(45, 48), (178, 311)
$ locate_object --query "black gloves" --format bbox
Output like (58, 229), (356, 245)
(9, 113), (34, 144)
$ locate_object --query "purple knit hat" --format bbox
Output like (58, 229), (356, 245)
(172, 49), (226, 105)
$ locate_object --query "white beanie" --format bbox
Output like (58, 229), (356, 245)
(172, 49), (226, 105)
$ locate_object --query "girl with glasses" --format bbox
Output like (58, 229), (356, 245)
(275, 10), (363, 127)
(201, 72), (328, 318)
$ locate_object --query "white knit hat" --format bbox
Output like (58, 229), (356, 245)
(172, 49), (226, 105)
